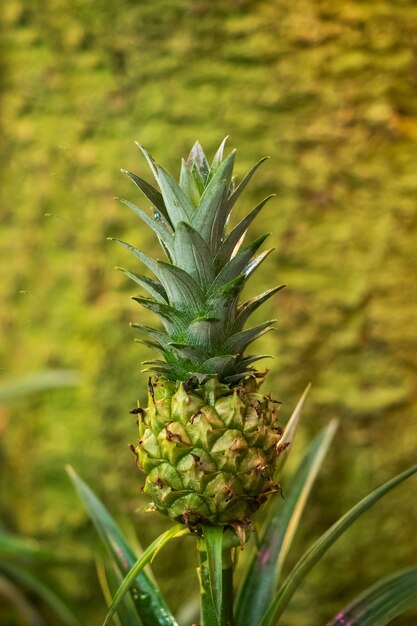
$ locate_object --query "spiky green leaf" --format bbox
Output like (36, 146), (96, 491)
(200, 355), (237, 375)
(173, 222), (215, 288)
(187, 317), (223, 351)
(210, 137), (229, 172)
(121, 169), (169, 223)
(228, 156), (269, 209)
(215, 195), (275, 270)
(210, 234), (269, 293)
(224, 320), (276, 354)
(109, 239), (160, 279)
(244, 249), (274, 279)
(179, 159), (201, 207)
(117, 198), (174, 254)
(234, 286), (285, 331)
(155, 165), (194, 225)
(130, 324), (171, 351)
(103, 525), (188, 626)
(157, 261), (205, 311)
(116, 268), (167, 303)
(233, 355), (273, 374)
(191, 152), (236, 253)
(187, 141), (210, 185)
(169, 343), (208, 363)
(132, 297), (188, 333)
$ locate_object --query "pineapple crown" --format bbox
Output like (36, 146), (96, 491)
(112, 139), (284, 384)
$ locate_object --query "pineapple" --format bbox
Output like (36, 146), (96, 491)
(114, 139), (284, 529)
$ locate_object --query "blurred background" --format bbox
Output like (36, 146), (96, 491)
(1, 1), (417, 624)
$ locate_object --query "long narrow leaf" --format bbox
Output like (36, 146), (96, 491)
(132, 297), (188, 332)
(96, 554), (143, 626)
(210, 234), (269, 293)
(108, 238), (160, 279)
(0, 573), (45, 626)
(192, 152), (235, 253)
(327, 567), (417, 626)
(121, 169), (169, 223)
(273, 384), (311, 478)
(233, 285), (285, 332)
(103, 525), (189, 626)
(210, 136), (229, 172)
(244, 249), (274, 280)
(157, 261), (205, 311)
(67, 467), (178, 626)
(0, 532), (52, 562)
(174, 222), (215, 288)
(131, 324), (171, 351)
(0, 561), (82, 626)
(224, 320), (276, 354)
(187, 141), (210, 187)
(235, 420), (337, 626)
(116, 267), (167, 303)
(227, 156), (269, 210)
(260, 462), (417, 626)
(215, 195), (275, 270)
(202, 526), (224, 624)
(155, 165), (195, 225)
(179, 159), (201, 207)
(117, 198), (174, 254)
(0, 370), (79, 404)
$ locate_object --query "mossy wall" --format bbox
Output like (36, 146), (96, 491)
(1, 1), (417, 624)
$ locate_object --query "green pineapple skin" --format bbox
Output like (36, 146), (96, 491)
(134, 375), (283, 527)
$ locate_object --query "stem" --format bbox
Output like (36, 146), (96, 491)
(198, 543), (234, 626)
(221, 550), (234, 626)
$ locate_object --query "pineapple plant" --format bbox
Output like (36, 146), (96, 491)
(113, 139), (285, 530)
(68, 139), (417, 626)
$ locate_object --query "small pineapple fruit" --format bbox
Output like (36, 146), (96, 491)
(115, 139), (284, 529)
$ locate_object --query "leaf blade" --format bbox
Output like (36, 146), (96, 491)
(116, 267), (167, 303)
(235, 421), (337, 626)
(174, 222), (215, 288)
(191, 152), (236, 253)
(96, 554), (143, 626)
(0, 561), (82, 626)
(227, 156), (269, 210)
(121, 169), (169, 224)
(155, 165), (195, 225)
(327, 567), (417, 626)
(202, 526), (224, 625)
(109, 238), (160, 279)
(0, 370), (79, 404)
(215, 195), (275, 269)
(157, 261), (205, 311)
(67, 467), (178, 626)
(260, 462), (417, 626)
(210, 234), (269, 293)
(103, 525), (188, 626)
(273, 384), (312, 477)
(117, 198), (174, 254)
